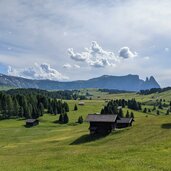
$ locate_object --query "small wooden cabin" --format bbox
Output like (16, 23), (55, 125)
(116, 118), (134, 128)
(78, 102), (85, 106)
(25, 119), (39, 127)
(86, 114), (120, 134)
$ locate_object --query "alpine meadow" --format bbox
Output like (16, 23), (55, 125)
(1, 1), (171, 171)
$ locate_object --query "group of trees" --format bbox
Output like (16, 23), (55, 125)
(0, 92), (69, 120)
(101, 99), (135, 118)
(127, 99), (142, 111)
(48, 99), (69, 115)
(6, 88), (87, 100)
(139, 87), (171, 95)
(143, 99), (171, 115)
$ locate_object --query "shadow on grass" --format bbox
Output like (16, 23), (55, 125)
(161, 123), (171, 129)
(70, 133), (108, 145)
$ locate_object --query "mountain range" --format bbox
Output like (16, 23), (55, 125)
(0, 74), (160, 91)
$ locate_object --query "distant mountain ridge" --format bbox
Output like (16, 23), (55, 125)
(0, 74), (160, 91)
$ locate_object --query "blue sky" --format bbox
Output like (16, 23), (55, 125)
(0, 0), (171, 87)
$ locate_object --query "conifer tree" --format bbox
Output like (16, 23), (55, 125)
(130, 112), (134, 118)
(74, 104), (78, 111)
(118, 108), (123, 117)
(126, 110), (130, 118)
(78, 116), (83, 124)
(143, 108), (147, 113)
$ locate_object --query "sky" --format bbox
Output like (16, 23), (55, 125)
(0, 0), (171, 87)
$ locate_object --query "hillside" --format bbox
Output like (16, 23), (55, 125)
(0, 89), (171, 170)
(0, 74), (160, 91)
(0, 98), (171, 171)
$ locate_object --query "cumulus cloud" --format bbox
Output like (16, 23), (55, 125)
(8, 63), (68, 80)
(68, 41), (137, 68)
(118, 47), (137, 59)
(68, 41), (119, 68)
(68, 48), (87, 61)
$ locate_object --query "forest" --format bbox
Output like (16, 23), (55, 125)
(0, 90), (69, 120)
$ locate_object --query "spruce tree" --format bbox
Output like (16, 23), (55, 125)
(126, 110), (130, 118)
(118, 108), (123, 117)
(157, 110), (160, 115)
(78, 116), (83, 124)
(74, 104), (78, 111)
(166, 109), (170, 115)
(143, 108), (147, 113)
(6, 95), (14, 117)
(130, 112), (134, 118)
(13, 97), (20, 117)
(64, 113), (69, 123)
(19, 106), (24, 118)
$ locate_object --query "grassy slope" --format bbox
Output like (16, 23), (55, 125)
(0, 92), (171, 170)
(0, 86), (15, 91)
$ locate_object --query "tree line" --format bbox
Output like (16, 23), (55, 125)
(0, 92), (69, 120)
(138, 87), (171, 95)
(5, 88), (87, 100)
(100, 99), (140, 117)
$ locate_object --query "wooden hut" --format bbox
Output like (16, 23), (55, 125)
(78, 101), (85, 106)
(116, 118), (134, 128)
(25, 119), (39, 127)
(86, 114), (120, 134)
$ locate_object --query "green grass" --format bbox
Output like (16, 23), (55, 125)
(0, 85), (15, 91)
(1, 92), (171, 170)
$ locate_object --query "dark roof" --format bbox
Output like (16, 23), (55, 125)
(86, 114), (119, 122)
(26, 119), (38, 123)
(117, 118), (134, 124)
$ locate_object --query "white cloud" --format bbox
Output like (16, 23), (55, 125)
(73, 64), (80, 69)
(68, 41), (137, 68)
(68, 41), (119, 68)
(8, 63), (68, 81)
(63, 63), (72, 69)
(68, 48), (87, 62)
(63, 63), (80, 69)
(118, 47), (137, 59)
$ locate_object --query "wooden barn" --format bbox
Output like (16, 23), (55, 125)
(25, 119), (39, 127)
(86, 114), (120, 134)
(116, 118), (134, 128)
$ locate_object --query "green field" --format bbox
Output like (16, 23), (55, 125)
(1, 91), (171, 171)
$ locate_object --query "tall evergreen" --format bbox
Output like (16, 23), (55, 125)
(126, 110), (130, 118)
(74, 104), (78, 111)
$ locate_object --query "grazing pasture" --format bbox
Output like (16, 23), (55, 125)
(1, 92), (171, 171)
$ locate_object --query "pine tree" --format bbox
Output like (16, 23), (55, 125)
(19, 106), (24, 118)
(64, 102), (69, 112)
(6, 95), (14, 117)
(126, 110), (130, 118)
(130, 112), (134, 118)
(13, 97), (20, 117)
(157, 110), (160, 115)
(59, 114), (63, 123)
(166, 109), (170, 115)
(64, 113), (69, 123)
(118, 108), (123, 117)
(78, 116), (83, 124)
(39, 103), (44, 116)
(148, 108), (151, 113)
(74, 104), (78, 111)
(143, 108), (147, 113)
